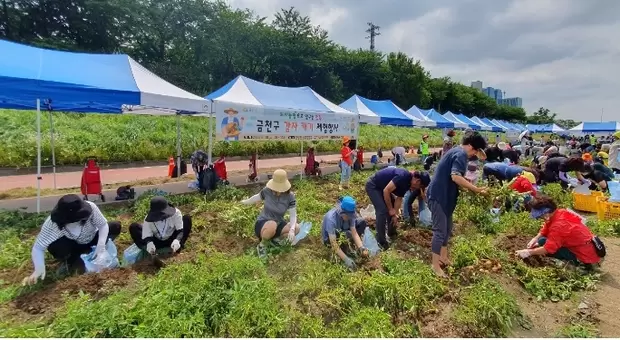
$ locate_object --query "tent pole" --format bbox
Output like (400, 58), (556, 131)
(207, 104), (214, 165)
(36, 99), (41, 213)
(176, 113), (181, 178)
(49, 110), (57, 189)
(300, 140), (303, 179)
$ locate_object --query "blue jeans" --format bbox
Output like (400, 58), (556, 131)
(340, 162), (351, 184)
(402, 189), (425, 219)
(538, 237), (578, 264)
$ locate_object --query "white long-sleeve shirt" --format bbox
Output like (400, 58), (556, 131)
(142, 208), (184, 241)
(31, 201), (108, 274)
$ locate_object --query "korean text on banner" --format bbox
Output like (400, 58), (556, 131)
(215, 102), (358, 141)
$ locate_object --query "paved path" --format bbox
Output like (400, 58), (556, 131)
(0, 163), (393, 213)
(0, 152), (388, 191)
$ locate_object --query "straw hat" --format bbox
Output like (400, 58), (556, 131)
(266, 169), (291, 193)
(342, 136), (350, 144)
(497, 142), (507, 150)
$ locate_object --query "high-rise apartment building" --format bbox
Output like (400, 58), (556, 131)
(500, 97), (523, 108)
(470, 80), (483, 91)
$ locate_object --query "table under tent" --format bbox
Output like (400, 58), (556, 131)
(205, 75), (359, 180)
(569, 122), (619, 137)
(0, 39), (209, 212)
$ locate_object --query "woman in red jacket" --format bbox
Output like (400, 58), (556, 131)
(515, 195), (603, 268)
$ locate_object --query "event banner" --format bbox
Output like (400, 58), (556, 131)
(214, 101), (359, 141)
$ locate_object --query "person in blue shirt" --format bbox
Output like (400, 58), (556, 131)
(482, 162), (526, 184)
(402, 189), (427, 224)
(427, 133), (488, 278)
(322, 196), (369, 270)
(365, 167), (431, 250)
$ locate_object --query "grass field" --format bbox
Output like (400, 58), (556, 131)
(0, 166), (618, 337)
(0, 109), (510, 168)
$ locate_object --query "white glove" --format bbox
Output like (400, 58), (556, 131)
(515, 249), (532, 259)
(288, 226), (296, 243)
(527, 237), (539, 249)
(93, 245), (105, 259)
(22, 270), (45, 286)
(171, 239), (181, 253)
(146, 242), (156, 255)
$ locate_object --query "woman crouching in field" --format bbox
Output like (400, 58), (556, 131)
(241, 169), (299, 259)
(22, 194), (121, 285)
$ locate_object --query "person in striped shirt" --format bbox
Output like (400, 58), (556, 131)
(22, 195), (121, 286)
(128, 196), (192, 255)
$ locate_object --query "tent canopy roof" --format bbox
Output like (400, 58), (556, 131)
(405, 105), (436, 127)
(346, 95), (414, 126)
(339, 95), (381, 125)
(455, 113), (482, 130)
(443, 111), (469, 129)
(207, 75), (352, 115)
(422, 109), (454, 129)
(0, 39), (208, 113)
(569, 122), (619, 133)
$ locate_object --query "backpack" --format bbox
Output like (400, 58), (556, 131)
(199, 166), (218, 194)
(592, 236), (606, 258)
(115, 185), (135, 201)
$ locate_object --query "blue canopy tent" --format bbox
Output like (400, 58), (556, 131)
(442, 111), (469, 129)
(481, 118), (506, 132)
(422, 109), (454, 129)
(405, 105), (437, 127)
(455, 113), (482, 130)
(470, 116), (498, 132)
(513, 123), (527, 131)
(0, 39), (209, 211)
(569, 122), (619, 135)
(339, 95), (381, 125)
(339, 95), (415, 126)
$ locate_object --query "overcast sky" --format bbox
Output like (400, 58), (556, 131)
(227, 0), (619, 121)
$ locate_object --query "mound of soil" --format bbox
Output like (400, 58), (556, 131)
(459, 259), (503, 284)
(497, 234), (554, 267)
(400, 228), (433, 249)
(13, 267), (136, 314)
(360, 257), (384, 272)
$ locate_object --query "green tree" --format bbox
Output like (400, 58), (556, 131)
(527, 107), (556, 124)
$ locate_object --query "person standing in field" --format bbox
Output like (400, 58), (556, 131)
(427, 132), (488, 278)
(340, 137), (353, 190)
(420, 134), (430, 164)
(442, 130), (456, 157)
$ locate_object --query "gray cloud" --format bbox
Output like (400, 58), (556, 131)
(226, 0), (620, 121)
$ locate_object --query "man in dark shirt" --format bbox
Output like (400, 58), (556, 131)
(365, 167), (431, 250)
(427, 133), (488, 278)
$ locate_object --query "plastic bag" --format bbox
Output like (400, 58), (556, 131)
(362, 227), (380, 257)
(419, 207), (432, 227)
(81, 240), (120, 273)
(608, 181), (620, 202)
(188, 181), (199, 190)
(573, 182), (591, 194)
(123, 243), (146, 266)
(360, 205), (376, 220)
(292, 221), (312, 246)
(490, 208), (501, 223)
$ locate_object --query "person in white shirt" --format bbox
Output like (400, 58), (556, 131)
(129, 196), (192, 255)
(22, 194), (121, 286)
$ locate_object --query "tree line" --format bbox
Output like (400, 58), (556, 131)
(1, 0), (567, 124)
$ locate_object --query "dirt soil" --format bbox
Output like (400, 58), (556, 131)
(497, 234), (555, 267)
(13, 267), (138, 315)
(591, 238), (620, 337)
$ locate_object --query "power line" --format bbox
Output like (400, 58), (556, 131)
(365, 22), (380, 51)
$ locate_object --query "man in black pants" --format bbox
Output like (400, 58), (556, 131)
(364, 168), (430, 249)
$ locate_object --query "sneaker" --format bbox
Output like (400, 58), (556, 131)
(256, 243), (268, 259)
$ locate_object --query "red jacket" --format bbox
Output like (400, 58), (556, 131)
(341, 146), (353, 166)
(539, 209), (600, 264)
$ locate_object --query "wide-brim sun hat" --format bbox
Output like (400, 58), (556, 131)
(476, 149), (487, 161)
(614, 131), (620, 139)
(266, 169), (291, 193)
(521, 171), (536, 184)
(145, 196), (176, 222)
(342, 136), (350, 144)
(51, 194), (93, 226)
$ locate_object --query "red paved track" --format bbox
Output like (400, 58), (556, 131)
(1, 152), (385, 191)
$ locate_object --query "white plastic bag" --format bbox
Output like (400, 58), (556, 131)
(490, 208), (501, 223)
(362, 227), (380, 257)
(360, 205), (376, 220)
(419, 207), (432, 227)
(81, 240), (120, 273)
(292, 221), (312, 246)
(608, 181), (620, 202)
(573, 182), (592, 195)
(123, 243), (144, 266)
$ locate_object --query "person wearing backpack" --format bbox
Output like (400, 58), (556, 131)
(515, 195), (604, 270)
(321, 196), (369, 270)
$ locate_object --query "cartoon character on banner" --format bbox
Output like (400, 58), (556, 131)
(221, 108), (245, 141)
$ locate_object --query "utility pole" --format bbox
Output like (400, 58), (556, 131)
(601, 108), (604, 122)
(366, 22), (380, 51)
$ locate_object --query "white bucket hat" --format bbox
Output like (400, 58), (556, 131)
(266, 169), (291, 193)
